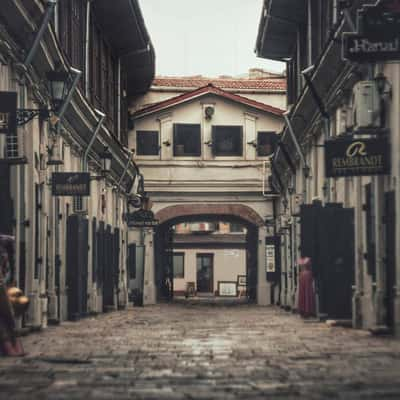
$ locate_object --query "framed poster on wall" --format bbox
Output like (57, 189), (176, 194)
(218, 281), (237, 297)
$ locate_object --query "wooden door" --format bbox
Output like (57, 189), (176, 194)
(196, 254), (213, 293)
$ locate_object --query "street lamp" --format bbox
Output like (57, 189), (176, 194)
(16, 70), (71, 126)
(46, 71), (70, 111)
(100, 146), (112, 175)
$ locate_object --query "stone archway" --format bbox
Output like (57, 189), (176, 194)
(155, 204), (265, 227)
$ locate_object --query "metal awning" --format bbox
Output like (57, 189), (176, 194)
(256, 0), (307, 60)
(93, 0), (155, 95)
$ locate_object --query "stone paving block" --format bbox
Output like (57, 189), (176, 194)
(0, 304), (400, 399)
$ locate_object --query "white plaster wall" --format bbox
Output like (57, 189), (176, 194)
(173, 248), (246, 293)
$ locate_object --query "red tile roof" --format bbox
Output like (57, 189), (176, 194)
(152, 76), (286, 91)
(133, 84), (285, 118)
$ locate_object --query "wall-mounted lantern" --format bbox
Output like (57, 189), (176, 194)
(16, 70), (71, 126)
(100, 146), (112, 175)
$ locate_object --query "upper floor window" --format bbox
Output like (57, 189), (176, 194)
(212, 126), (243, 156)
(136, 131), (159, 156)
(173, 124), (201, 157)
(257, 131), (279, 157)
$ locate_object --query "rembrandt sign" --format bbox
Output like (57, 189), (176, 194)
(51, 172), (91, 196)
(325, 137), (390, 178)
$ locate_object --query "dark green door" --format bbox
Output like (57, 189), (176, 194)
(385, 191), (396, 330)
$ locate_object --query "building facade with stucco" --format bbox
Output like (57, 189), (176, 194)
(127, 78), (286, 305)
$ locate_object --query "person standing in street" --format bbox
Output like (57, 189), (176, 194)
(298, 257), (316, 318)
(0, 240), (25, 356)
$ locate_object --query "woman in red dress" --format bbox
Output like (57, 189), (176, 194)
(298, 257), (316, 318)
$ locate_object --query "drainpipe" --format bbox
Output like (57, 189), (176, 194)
(117, 151), (134, 192)
(85, 0), (92, 97)
(56, 68), (82, 123)
(301, 66), (330, 201)
(82, 109), (106, 172)
(283, 112), (310, 179)
(24, 0), (58, 67)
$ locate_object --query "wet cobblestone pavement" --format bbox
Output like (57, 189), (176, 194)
(1, 303), (400, 399)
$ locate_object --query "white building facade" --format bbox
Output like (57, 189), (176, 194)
(129, 81), (286, 305)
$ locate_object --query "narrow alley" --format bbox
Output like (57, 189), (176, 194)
(1, 304), (400, 399)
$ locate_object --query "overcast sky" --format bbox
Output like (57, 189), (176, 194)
(139, 0), (285, 78)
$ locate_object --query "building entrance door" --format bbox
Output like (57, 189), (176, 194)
(196, 254), (213, 293)
(300, 202), (355, 319)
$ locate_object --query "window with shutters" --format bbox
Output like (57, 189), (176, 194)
(257, 131), (279, 157)
(58, 0), (86, 90)
(173, 124), (201, 157)
(212, 126), (243, 156)
(136, 131), (159, 156)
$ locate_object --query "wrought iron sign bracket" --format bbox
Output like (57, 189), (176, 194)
(17, 108), (51, 126)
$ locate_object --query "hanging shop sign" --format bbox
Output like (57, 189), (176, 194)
(125, 209), (158, 228)
(0, 92), (17, 135)
(359, 1), (400, 40)
(342, 33), (400, 62)
(51, 172), (91, 196)
(343, 1), (400, 62)
(324, 137), (390, 177)
(265, 243), (276, 273)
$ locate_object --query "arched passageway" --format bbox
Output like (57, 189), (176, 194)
(153, 204), (265, 304)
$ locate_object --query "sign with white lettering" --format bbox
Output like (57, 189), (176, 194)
(343, 33), (400, 62)
(324, 137), (390, 177)
(0, 92), (17, 135)
(51, 172), (91, 196)
(266, 244), (276, 273)
(125, 209), (158, 228)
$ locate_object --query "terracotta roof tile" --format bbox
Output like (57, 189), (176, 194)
(152, 76), (286, 91)
(133, 84), (285, 118)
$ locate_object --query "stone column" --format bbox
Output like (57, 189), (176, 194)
(143, 228), (156, 305)
(352, 176), (364, 329)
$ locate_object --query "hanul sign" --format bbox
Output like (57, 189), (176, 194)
(125, 209), (158, 228)
(324, 137), (390, 177)
(342, 33), (400, 62)
(52, 172), (91, 196)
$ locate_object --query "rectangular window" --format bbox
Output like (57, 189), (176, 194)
(257, 131), (279, 156)
(212, 126), (243, 156)
(128, 244), (136, 280)
(173, 253), (185, 279)
(173, 124), (201, 157)
(136, 131), (159, 156)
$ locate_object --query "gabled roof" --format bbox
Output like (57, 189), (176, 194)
(152, 76), (286, 91)
(133, 84), (285, 119)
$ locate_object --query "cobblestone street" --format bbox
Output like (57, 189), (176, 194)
(1, 304), (400, 399)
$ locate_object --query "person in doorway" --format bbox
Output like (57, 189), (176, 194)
(0, 243), (25, 357)
(297, 257), (316, 318)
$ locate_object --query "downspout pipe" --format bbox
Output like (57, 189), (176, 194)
(85, 1), (92, 97)
(82, 109), (106, 172)
(301, 66), (331, 200)
(57, 68), (82, 121)
(283, 112), (310, 178)
(24, 0), (58, 67)
(117, 151), (134, 192)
